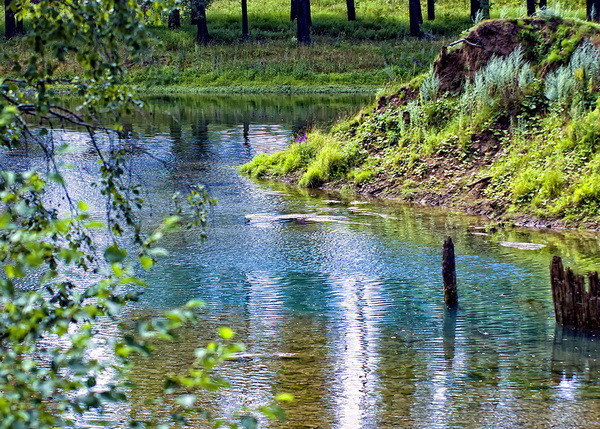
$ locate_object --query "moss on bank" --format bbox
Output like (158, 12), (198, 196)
(240, 17), (600, 229)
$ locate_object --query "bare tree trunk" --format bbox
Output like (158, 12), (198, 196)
(168, 9), (181, 29)
(241, 0), (249, 39)
(427, 0), (435, 21)
(296, 0), (311, 44)
(4, 0), (17, 39)
(470, 0), (481, 21)
(539, 0), (547, 8)
(527, 0), (536, 15)
(193, 0), (210, 45)
(346, 0), (356, 21)
(409, 0), (421, 37)
(290, 0), (297, 20)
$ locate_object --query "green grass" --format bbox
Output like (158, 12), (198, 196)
(1, 0), (589, 91)
(134, 0), (587, 90)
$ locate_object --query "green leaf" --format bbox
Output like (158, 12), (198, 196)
(111, 263), (123, 277)
(104, 244), (127, 263)
(185, 299), (205, 309)
(258, 405), (286, 421)
(217, 326), (235, 340)
(120, 276), (147, 287)
(139, 256), (154, 270)
(239, 415), (258, 429)
(275, 393), (294, 402)
(4, 264), (24, 279)
(57, 143), (73, 154)
(48, 171), (64, 185)
(85, 220), (105, 229)
(0, 212), (12, 228)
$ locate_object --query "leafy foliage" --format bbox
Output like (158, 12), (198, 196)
(0, 0), (291, 427)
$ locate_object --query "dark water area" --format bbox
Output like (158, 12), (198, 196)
(5, 94), (600, 428)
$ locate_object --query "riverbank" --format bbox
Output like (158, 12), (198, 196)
(240, 17), (600, 231)
(135, 84), (379, 95)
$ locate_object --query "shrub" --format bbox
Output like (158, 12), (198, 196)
(544, 41), (600, 111)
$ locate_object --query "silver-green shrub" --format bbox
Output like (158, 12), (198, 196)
(544, 41), (600, 109)
(420, 69), (441, 103)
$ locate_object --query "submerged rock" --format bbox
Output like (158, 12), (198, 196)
(500, 241), (546, 250)
(245, 212), (367, 225)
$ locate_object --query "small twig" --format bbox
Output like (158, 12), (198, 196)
(49, 105), (85, 124)
(40, 110), (113, 133)
(17, 104), (37, 112)
(448, 38), (483, 49)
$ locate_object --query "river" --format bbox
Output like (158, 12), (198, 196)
(9, 94), (600, 428)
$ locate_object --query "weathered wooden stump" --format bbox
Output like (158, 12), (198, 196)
(442, 237), (458, 308)
(550, 256), (600, 331)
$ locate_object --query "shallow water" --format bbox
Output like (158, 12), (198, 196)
(7, 94), (600, 428)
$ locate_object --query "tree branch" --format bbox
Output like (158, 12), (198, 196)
(448, 38), (483, 48)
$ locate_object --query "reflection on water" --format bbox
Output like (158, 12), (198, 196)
(5, 94), (600, 427)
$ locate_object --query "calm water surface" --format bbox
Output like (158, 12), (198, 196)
(9, 94), (600, 428)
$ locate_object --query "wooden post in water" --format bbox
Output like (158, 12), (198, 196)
(550, 256), (600, 331)
(442, 237), (458, 308)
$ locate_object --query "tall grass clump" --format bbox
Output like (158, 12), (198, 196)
(238, 131), (360, 187)
(419, 69), (440, 103)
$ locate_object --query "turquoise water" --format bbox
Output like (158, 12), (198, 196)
(121, 95), (600, 428)
(11, 94), (600, 428)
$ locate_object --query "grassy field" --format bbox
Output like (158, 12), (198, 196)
(0, 0), (589, 92)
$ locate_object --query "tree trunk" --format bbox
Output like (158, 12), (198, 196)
(290, 0), (297, 20)
(193, 0), (210, 45)
(168, 9), (181, 29)
(346, 0), (356, 21)
(409, 0), (421, 37)
(4, 0), (17, 39)
(427, 0), (435, 21)
(539, 0), (547, 8)
(527, 0), (536, 15)
(241, 0), (249, 39)
(296, 0), (311, 44)
(442, 237), (458, 308)
(470, 0), (481, 21)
